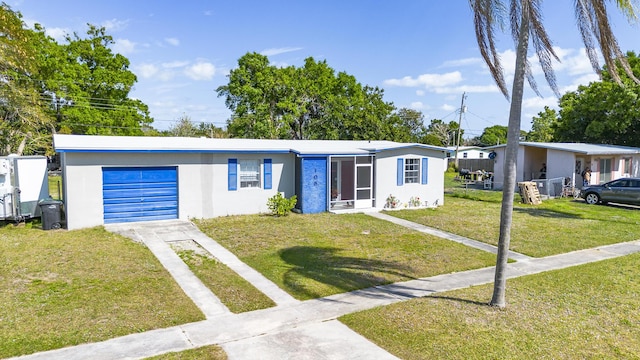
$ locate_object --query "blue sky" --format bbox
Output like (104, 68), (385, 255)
(8, 1), (640, 138)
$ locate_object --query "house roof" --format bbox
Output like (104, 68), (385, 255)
(486, 142), (640, 155)
(445, 146), (489, 152)
(53, 134), (447, 156)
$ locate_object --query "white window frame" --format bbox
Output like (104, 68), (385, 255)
(239, 159), (261, 188)
(404, 158), (420, 184)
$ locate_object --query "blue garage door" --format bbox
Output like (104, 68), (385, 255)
(102, 167), (178, 224)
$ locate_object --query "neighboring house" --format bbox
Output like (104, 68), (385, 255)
(445, 146), (495, 172)
(53, 134), (447, 230)
(446, 146), (492, 160)
(488, 142), (640, 190)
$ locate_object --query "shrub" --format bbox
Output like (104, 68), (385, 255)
(385, 194), (400, 209)
(267, 192), (297, 216)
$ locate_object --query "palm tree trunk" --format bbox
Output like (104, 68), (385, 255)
(490, 5), (530, 308)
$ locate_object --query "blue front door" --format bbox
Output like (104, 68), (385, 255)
(300, 158), (327, 213)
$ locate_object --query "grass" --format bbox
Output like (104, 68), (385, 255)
(48, 175), (63, 200)
(341, 252), (640, 359)
(388, 193), (640, 257)
(145, 345), (227, 360)
(0, 225), (204, 358)
(176, 250), (276, 313)
(193, 213), (497, 300)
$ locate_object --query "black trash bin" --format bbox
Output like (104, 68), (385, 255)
(39, 199), (63, 230)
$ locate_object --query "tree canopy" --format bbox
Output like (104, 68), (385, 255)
(527, 106), (557, 142)
(0, 4), (49, 155)
(553, 51), (640, 146)
(0, 5), (153, 155)
(217, 52), (419, 142)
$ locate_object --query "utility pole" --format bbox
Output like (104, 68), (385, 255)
(454, 92), (467, 170)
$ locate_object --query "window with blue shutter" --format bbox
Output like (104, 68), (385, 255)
(421, 158), (428, 184)
(397, 158), (404, 186)
(264, 159), (272, 189)
(228, 158), (237, 191)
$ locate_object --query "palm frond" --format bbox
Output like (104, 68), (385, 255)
(510, 0), (560, 97)
(471, 0), (510, 99)
(574, 0), (640, 84)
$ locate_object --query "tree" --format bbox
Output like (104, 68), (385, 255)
(554, 52), (640, 145)
(0, 4), (50, 155)
(165, 115), (227, 138)
(478, 125), (508, 146)
(386, 108), (428, 143)
(167, 115), (200, 137)
(51, 25), (153, 136)
(217, 52), (400, 141)
(528, 106), (558, 142)
(470, 0), (639, 308)
(423, 119), (459, 146)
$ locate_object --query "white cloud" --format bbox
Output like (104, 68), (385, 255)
(522, 96), (558, 109)
(113, 38), (136, 55)
(415, 90), (425, 96)
(165, 37), (180, 46)
(135, 63), (159, 79)
(261, 47), (303, 56)
(441, 104), (456, 111)
(383, 71), (463, 88)
(409, 101), (425, 110)
(184, 61), (216, 80)
(101, 18), (129, 32)
(555, 47), (599, 76)
(440, 57), (483, 68)
(162, 60), (190, 69)
(204, 10), (212, 16)
(433, 84), (500, 94)
(46, 27), (69, 43)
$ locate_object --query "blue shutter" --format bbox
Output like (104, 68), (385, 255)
(397, 158), (404, 186)
(264, 159), (272, 189)
(228, 159), (237, 191)
(421, 158), (428, 184)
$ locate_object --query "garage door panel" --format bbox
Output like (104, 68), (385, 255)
(104, 200), (178, 212)
(103, 187), (177, 199)
(102, 167), (178, 224)
(103, 195), (178, 205)
(104, 212), (178, 223)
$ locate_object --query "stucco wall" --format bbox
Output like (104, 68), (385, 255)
(491, 146), (525, 190)
(375, 148), (446, 209)
(61, 152), (294, 230)
(547, 149), (575, 183)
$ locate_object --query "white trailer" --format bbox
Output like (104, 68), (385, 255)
(0, 155), (49, 222)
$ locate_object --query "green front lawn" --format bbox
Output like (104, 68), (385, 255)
(194, 213), (497, 300)
(341, 252), (640, 359)
(0, 225), (204, 358)
(389, 194), (640, 257)
(177, 250), (276, 313)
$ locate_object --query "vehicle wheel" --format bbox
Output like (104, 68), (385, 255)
(573, 189), (581, 199)
(585, 193), (600, 205)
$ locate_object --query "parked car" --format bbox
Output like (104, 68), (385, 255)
(581, 178), (640, 205)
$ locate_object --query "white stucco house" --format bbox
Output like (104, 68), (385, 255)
(53, 134), (447, 230)
(445, 146), (492, 160)
(488, 142), (640, 190)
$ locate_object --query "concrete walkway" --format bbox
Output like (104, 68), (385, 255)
(368, 212), (532, 261)
(13, 217), (640, 360)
